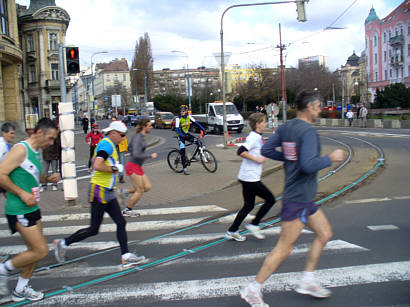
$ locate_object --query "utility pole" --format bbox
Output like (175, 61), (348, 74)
(279, 23), (287, 122)
(332, 83), (335, 108)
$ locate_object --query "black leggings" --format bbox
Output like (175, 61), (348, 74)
(228, 180), (276, 232)
(65, 198), (129, 255)
(89, 146), (96, 168)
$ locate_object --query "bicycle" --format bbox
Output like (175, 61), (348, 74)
(167, 135), (218, 173)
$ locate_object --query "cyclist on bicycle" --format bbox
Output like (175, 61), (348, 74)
(175, 105), (206, 175)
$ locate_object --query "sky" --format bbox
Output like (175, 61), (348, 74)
(17, 0), (405, 72)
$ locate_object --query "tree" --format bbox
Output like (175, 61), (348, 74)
(130, 33), (153, 104)
(373, 83), (410, 108)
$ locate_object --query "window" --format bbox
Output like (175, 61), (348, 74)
(51, 63), (58, 80)
(384, 51), (387, 62)
(383, 32), (386, 43)
(29, 64), (36, 82)
(0, 0), (8, 35)
(375, 53), (377, 64)
(106, 74), (110, 81)
(408, 23), (410, 35)
(375, 72), (378, 82)
(123, 74), (126, 81)
(401, 67), (403, 77)
(374, 35), (377, 47)
(395, 27), (398, 36)
(389, 30), (392, 39)
(389, 49), (392, 57)
(390, 69), (392, 77)
(27, 34), (34, 52)
(400, 25), (403, 36)
(408, 44), (410, 56)
(114, 74), (118, 81)
(384, 70), (387, 80)
(396, 68), (398, 77)
(49, 33), (58, 50)
(408, 66), (410, 77)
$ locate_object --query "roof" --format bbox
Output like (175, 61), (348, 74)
(346, 51), (360, 66)
(26, 0), (56, 15)
(96, 58), (129, 72)
(382, 0), (410, 22)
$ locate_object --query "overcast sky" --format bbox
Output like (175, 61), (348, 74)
(17, 0), (404, 71)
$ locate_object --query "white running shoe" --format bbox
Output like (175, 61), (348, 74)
(122, 208), (141, 217)
(0, 271), (9, 296)
(225, 231), (246, 242)
(52, 185), (58, 191)
(240, 285), (269, 307)
(53, 239), (66, 263)
(246, 224), (265, 239)
(12, 285), (44, 302)
(121, 253), (148, 268)
(295, 279), (331, 298)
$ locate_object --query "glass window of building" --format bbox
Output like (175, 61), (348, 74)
(29, 65), (36, 82)
(374, 35), (377, 47)
(51, 63), (59, 80)
(384, 51), (386, 62)
(375, 72), (378, 82)
(400, 25), (403, 36)
(384, 70), (387, 80)
(389, 30), (392, 39)
(375, 53), (377, 64)
(408, 23), (410, 35)
(106, 74), (110, 81)
(383, 32), (386, 43)
(123, 74), (126, 81)
(114, 74), (118, 81)
(0, 0), (8, 35)
(49, 33), (58, 50)
(27, 34), (34, 52)
(390, 69), (392, 77)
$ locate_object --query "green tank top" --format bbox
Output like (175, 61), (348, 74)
(178, 116), (191, 134)
(5, 142), (42, 215)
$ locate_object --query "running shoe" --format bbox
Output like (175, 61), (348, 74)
(12, 285), (44, 302)
(53, 239), (66, 263)
(295, 279), (331, 298)
(246, 224), (265, 240)
(183, 168), (190, 175)
(122, 208), (141, 217)
(51, 185), (58, 191)
(121, 253), (148, 268)
(225, 231), (246, 242)
(0, 271), (8, 296)
(240, 285), (269, 307)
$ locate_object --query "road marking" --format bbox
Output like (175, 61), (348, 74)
(345, 197), (392, 204)
(393, 195), (410, 200)
(0, 218), (206, 238)
(318, 129), (410, 138)
(31, 261), (410, 305)
(0, 205), (226, 224)
(367, 225), (399, 231)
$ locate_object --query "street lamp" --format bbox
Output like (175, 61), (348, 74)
(171, 50), (191, 110)
(91, 51), (108, 121)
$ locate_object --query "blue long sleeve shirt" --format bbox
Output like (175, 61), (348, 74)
(262, 119), (331, 203)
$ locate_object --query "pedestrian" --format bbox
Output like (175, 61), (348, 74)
(85, 123), (104, 171)
(346, 109), (354, 127)
(225, 113), (276, 242)
(360, 105), (368, 128)
(118, 118), (157, 217)
(40, 127), (60, 192)
(53, 120), (147, 268)
(0, 123), (16, 197)
(240, 90), (344, 306)
(81, 116), (89, 134)
(0, 118), (59, 302)
(356, 105), (361, 120)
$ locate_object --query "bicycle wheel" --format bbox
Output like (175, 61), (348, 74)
(200, 149), (217, 173)
(167, 149), (184, 173)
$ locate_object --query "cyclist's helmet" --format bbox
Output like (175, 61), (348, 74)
(180, 105), (188, 112)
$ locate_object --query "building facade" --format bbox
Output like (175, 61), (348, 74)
(1, 0), (23, 127)
(365, 1), (410, 101)
(298, 55), (329, 69)
(339, 51), (364, 105)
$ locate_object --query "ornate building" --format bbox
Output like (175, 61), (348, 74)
(365, 1), (410, 101)
(17, 0), (70, 119)
(339, 52), (362, 105)
(1, 0), (23, 128)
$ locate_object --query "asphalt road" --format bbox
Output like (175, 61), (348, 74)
(0, 127), (409, 306)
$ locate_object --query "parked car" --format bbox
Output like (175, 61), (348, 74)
(154, 112), (174, 129)
(171, 116), (177, 131)
(131, 115), (149, 126)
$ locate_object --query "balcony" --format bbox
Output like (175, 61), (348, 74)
(389, 34), (404, 46)
(390, 55), (404, 66)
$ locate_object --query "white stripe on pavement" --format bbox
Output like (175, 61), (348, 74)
(17, 240), (365, 279)
(367, 225), (399, 231)
(32, 261), (410, 305)
(345, 197), (392, 204)
(0, 218), (206, 238)
(0, 205), (227, 224)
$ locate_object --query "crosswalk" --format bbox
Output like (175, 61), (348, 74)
(0, 204), (409, 306)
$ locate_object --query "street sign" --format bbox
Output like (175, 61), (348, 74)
(104, 96), (109, 101)
(112, 95), (121, 107)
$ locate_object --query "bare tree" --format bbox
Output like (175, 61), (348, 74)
(130, 33), (154, 101)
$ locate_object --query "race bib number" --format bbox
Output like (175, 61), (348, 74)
(31, 187), (40, 202)
(282, 142), (297, 161)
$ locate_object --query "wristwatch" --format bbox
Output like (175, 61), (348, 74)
(111, 166), (118, 173)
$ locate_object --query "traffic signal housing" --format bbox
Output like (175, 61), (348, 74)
(296, 0), (308, 22)
(66, 47), (80, 74)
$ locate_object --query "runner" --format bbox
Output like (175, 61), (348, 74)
(53, 120), (147, 268)
(0, 123), (16, 197)
(225, 113), (276, 242)
(0, 118), (59, 302)
(175, 105), (206, 175)
(119, 118), (157, 217)
(85, 123), (103, 172)
(240, 90), (344, 306)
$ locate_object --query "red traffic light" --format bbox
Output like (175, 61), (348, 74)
(66, 47), (80, 74)
(68, 48), (77, 59)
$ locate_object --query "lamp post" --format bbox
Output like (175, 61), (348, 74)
(91, 51), (108, 121)
(219, 1), (296, 147)
(171, 50), (191, 110)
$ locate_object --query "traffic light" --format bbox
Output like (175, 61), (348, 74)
(66, 47), (80, 74)
(296, 0), (308, 22)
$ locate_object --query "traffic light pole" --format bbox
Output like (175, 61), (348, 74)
(58, 43), (66, 103)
